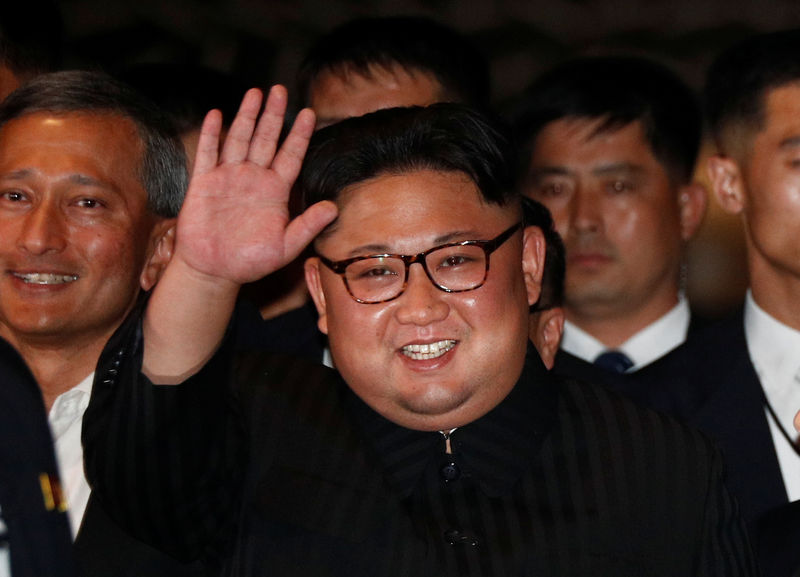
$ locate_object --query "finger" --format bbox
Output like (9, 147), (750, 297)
(271, 107), (316, 185)
(192, 109), (223, 177)
(219, 88), (263, 164)
(247, 85), (289, 167)
(794, 409), (800, 433)
(282, 200), (338, 261)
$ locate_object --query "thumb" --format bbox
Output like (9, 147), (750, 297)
(283, 200), (338, 262)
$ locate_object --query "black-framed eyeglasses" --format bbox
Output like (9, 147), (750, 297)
(317, 223), (522, 304)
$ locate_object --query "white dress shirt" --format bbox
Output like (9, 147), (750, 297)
(744, 292), (800, 501)
(48, 373), (93, 537)
(0, 507), (8, 577)
(561, 296), (691, 372)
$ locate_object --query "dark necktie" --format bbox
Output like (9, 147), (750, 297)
(593, 350), (634, 374)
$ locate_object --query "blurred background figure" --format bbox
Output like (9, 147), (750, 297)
(0, 1), (62, 100)
(118, 62), (248, 172)
(513, 56), (708, 418)
(523, 197), (565, 370)
(296, 15), (490, 128)
(691, 31), (800, 576)
(0, 337), (76, 577)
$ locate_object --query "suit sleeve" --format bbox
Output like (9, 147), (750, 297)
(82, 305), (246, 565)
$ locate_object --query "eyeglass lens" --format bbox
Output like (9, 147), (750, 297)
(344, 244), (488, 303)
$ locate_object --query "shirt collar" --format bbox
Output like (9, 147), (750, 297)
(561, 295), (690, 370)
(347, 344), (560, 498)
(744, 291), (800, 403)
(48, 372), (94, 438)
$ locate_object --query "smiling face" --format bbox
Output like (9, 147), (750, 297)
(0, 111), (171, 351)
(524, 118), (700, 342)
(305, 169), (541, 431)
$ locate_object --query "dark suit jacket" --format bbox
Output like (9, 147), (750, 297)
(72, 332), (208, 577)
(688, 310), (789, 530)
(83, 313), (755, 576)
(553, 314), (713, 421)
(0, 337), (76, 577)
(755, 501), (800, 577)
(555, 309), (792, 572)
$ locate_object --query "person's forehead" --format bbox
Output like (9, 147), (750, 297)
(320, 169), (517, 253)
(538, 116), (648, 148)
(0, 110), (142, 163)
(532, 116), (666, 172)
(761, 83), (800, 129)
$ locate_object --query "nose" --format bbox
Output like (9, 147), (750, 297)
(568, 184), (602, 235)
(394, 262), (450, 326)
(16, 200), (68, 255)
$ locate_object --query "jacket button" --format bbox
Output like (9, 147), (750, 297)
(440, 461), (461, 482)
(444, 528), (479, 546)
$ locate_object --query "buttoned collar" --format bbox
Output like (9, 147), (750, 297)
(346, 344), (560, 499)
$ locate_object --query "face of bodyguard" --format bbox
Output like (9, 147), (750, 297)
(0, 111), (173, 348)
(710, 84), (800, 294)
(524, 118), (704, 326)
(306, 169), (545, 432)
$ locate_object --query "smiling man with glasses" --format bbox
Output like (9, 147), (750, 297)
(84, 98), (754, 576)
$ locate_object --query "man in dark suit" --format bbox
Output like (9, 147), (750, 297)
(84, 90), (754, 575)
(0, 71), (204, 575)
(700, 29), (800, 571)
(513, 57), (709, 419)
(0, 337), (75, 577)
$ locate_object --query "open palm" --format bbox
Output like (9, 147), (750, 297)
(175, 86), (336, 286)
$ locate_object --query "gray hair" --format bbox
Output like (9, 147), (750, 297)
(0, 70), (188, 217)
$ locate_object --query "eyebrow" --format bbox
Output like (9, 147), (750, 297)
(0, 168), (112, 189)
(68, 173), (110, 188)
(528, 166), (571, 178)
(529, 162), (645, 179)
(343, 229), (485, 258)
(591, 162), (645, 177)
(779, 135), (800, 149)
(0, 168), (35, 181)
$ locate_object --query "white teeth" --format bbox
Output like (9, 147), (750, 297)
(14, 273), (78, 285)
(402, 340), (456, 360)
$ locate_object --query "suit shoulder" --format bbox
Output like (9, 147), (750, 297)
(557, 376), (719, 460)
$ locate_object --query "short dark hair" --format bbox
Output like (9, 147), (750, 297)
(523, 197), (565, 311)
(297, 16), (490, 111)
(0, 1), (62, 78)
(300, 104), (517, 222)
(706, 29), (800, 156)
(0, 70), (187, 218)
(513, 56), (701, 185)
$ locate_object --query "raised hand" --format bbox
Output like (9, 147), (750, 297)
(143, 86), (336, 382)
(174, 85), (337, 287)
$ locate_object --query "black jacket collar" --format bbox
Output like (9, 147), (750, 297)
(347, 344), (560, 499)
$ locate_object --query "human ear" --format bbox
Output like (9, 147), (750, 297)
(304, 256), (329, 335)
(677, 182), (707, 241)
(529, 306), (565, 370)
(521, 225), (546, 307)
(140, 219), (176, 291)
(706, 155), (746, 215)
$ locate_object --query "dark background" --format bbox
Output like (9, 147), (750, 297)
(54, 0), (800, 315)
